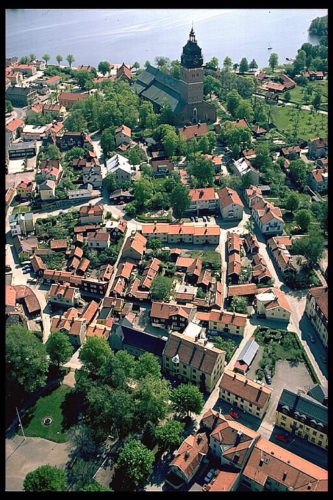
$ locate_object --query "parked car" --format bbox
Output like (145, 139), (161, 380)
(274, 433), (289, 443)
(206, 216), (211, 221)
(194, 216), (198, 222)
(190, 216), (195, 222)
(202, 215), (207, 222)
(229, 409), (240, 419)
(310, 336), (316, 343)
(35, 316), (42, 323)
(265, 372), (272, 384)
(23, 269), (31, 274)
(27, 278), (37, 284)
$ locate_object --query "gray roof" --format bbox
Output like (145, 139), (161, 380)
(121, 325), (166, 357)
(9, 141), (36, 151)
(237, 339), (259, 366)
(279, 388), (327, 426)
(307, 384), (328, 405)
(133, 64), (184, 113)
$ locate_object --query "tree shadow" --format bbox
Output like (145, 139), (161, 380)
(60, 390), (84, 430)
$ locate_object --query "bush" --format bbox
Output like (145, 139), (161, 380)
(256, 369), (264, 380)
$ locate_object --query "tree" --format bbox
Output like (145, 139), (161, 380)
(235, 99), (253, 122)
(151, 275), (173, 301)
(189, 154), (214, 186)
(285, 192), (300, 212)
(103, 172), (118, 194)
(81, 481), (111, 491)
(254, 143), (272, 172)
(100, 127), (116, 157)
(223, 56), (232, 71)
(269, 53), (278, 72)
(115, 440), (154, 491)
(45, 144), (61, 160)
(170, 184), (191, 219)
(155, 56), (170, 68)
(226, 89), (241, 116)
(239, 57), (249, 74)
(284, 91), (291, 101)
(171, 384), (205, 417)
(289, 159), (307, 190)
(155, 420), (185, 453)
(46, 331), (73, 368)
(6, 99), (13, 113)
(23, 465), (67, 492)
(42, 54), (50, 66)
(295, 209), (312, 232)
(100, 350), (135, 389)
(134, 375), (171, 424)
(294, 49), (306, 73)
(134, 178), (153, 208)
(159, 102), (175, 125)
(206, 56), (219, 70)
(249, 59), (258, 70)
(213, 338), (236, 363)
(56, 54), (63, 66)
(245, 218), (255, 233)
(64, 110), (88, 132)
(6, 325), (49, 394)
(135, 352), (161, 380)
(203, 75), (221, 97)
(141, 421), (157, 449)
(230, 295), (248, 314)
(66, 54), (75, 68)
(79, 336), (112, 376)
(19, 56), (28, 64)
(98, 60), (111, 76)
(312, 93), (321, 110)
(292, 229), (324, 267)
(75, 70), (94, 90)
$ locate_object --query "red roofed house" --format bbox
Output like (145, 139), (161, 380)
(255, 287), (291, 322)
(79, 204), (104, 224)
(166, 432), (209, 489)
(16, 180), (35, 200)
(208, 309), (247, 336)
(116, 63), (132, 82)
(86, 323), (111, 341)
(48, 283), (81, 308)
(218, 187), (244, 221)
(220, 369), (272, 419)
(280, 145), (301, 160)
(115, 124), (132, 147)
(6, 118), (24, 140)
(151, 159), (175, 178)
(305, 286), (328, 347)
(251, 197), (284, 236)
(178, 122), (209, 140)
(14, 64), (36, 76)
(187, 187), (218, 214)
(87, 230), (110, 249)
(242, 436), (327, 491)
(122, 231), (147, 260)
(58, 92), (89, 109)
(151, 302), (197, 332)
(45, 75), (62, 87)
(308, 167), (328, 193)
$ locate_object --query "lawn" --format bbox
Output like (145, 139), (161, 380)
(18, 385), (72, 443)
(270, 105), (327, 141)
(187, 249), (221, 270)
(12, 205), (31, 215)
(280, 80), (328, 106)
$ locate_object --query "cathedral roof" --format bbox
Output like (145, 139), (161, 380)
(181, 28), (203, 68)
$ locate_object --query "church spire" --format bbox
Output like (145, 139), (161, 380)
(189, 26), (196, 43)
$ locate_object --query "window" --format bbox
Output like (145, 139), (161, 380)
(281, 416), (286, 421)
(312, 431), (317, 436)
(318, 440), (322, 446)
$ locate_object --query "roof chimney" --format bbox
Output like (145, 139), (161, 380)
(282, 472), (287, 481)
(197, 435), (202, 444)
(184, 451), (190, 460)
(233, 373), (236, 380)
(244, 379), (248, 385)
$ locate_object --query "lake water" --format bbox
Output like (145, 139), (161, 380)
(6, 9), (327, 69)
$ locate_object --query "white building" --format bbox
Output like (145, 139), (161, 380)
(106, 154), (134, 184)
(232, 157), (259, 186)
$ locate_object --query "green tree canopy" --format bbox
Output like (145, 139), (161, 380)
(6, 325), (49, 394)
(289, 159), (308, 190)
(134, 352), (161, 380)
(151, 275), (173, 301)
(223, 56), (232, 71)
(206, 56), (219, 70)
(100, 350), (135, 389)
(100, 126), (116, 157)
(98, 60), (111, 75)
(56, 54), (63, 66)
(74, 69), (94, 90)
(64, 110), (88, 132)
(115, 440), (154, 491)
(230, 295), (248, 313)
(46, 331), (73, 368)
(45, 144), (61, 161)
(253, 143), (272, 171)
(23, 465), (67, 492)
(155, 420), (185, 453)
(189, 154), (214, 186)
(239, 57), (249, 73)
(170, 384), (205, 417)
(285, 192), (300, 212)
(134, 375), (171, 424)
(249, 59), (258, 70)
(42, 53), (51, 65)
(79, 336), (112, 376)
(269, 52), (278, 71)
(295, 209), (312, 232)
(292, 228), (324, 266)
(66, 54), (75, 67)
(170, 184), (191, 219)
(226, 89), (242, 117)
(134, 178), (153, 208)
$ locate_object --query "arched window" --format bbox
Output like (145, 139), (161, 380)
(193, 108), (198, 124)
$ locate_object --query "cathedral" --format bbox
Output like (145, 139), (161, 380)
(133, 28), (216, 125)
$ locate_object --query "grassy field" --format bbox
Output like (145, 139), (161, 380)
(12, 205), (31, 215)
(18, 385), (72, 443)
(187, 249), (221, 270)
(280, 80), (328, 105)
(270, 105), (327, 140)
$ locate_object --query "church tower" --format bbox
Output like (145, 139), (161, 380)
(180, 28), (204, 108)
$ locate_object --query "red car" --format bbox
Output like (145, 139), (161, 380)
(274, 433), (289, 443)
(229, 409), (240, 419)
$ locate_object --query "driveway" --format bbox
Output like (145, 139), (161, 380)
(6, 435), (69, 491)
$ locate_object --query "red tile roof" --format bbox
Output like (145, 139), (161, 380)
(218, 187), (243, 208)
(308, 286), (328, 319)
(6, 118), (24, 132)
(31, 255), (45, 273)
(80, 300), (99, 323)
(59, 92), (89, 101)
(87, 230), (109, 242)
(209, 309), (247, 327)
(6, 284), (17, 307)
(116, 261), (135, 280)
(171, 432), (209, 481)
(228, 284), (259, 297)
(189, 187), (216, 202)
(311, 167), (328, 183)
(178, 122), (209, 139)
(220, 369), (272, 407)
(115, 124), (131, 137)
(79, 204), (104, 217)
(50, 239), (67, 250)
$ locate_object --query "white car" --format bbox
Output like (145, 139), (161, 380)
(204, 469), (215, 483)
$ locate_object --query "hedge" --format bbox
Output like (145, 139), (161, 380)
(293, 332), (321, 384)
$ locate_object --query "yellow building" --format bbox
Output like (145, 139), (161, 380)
(39, 179), (55, 200)
(219, 369), (272, 419)
(162, 331), (225, 393)
(276, 388), (328, 450)
(208, 309), (247, 337)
